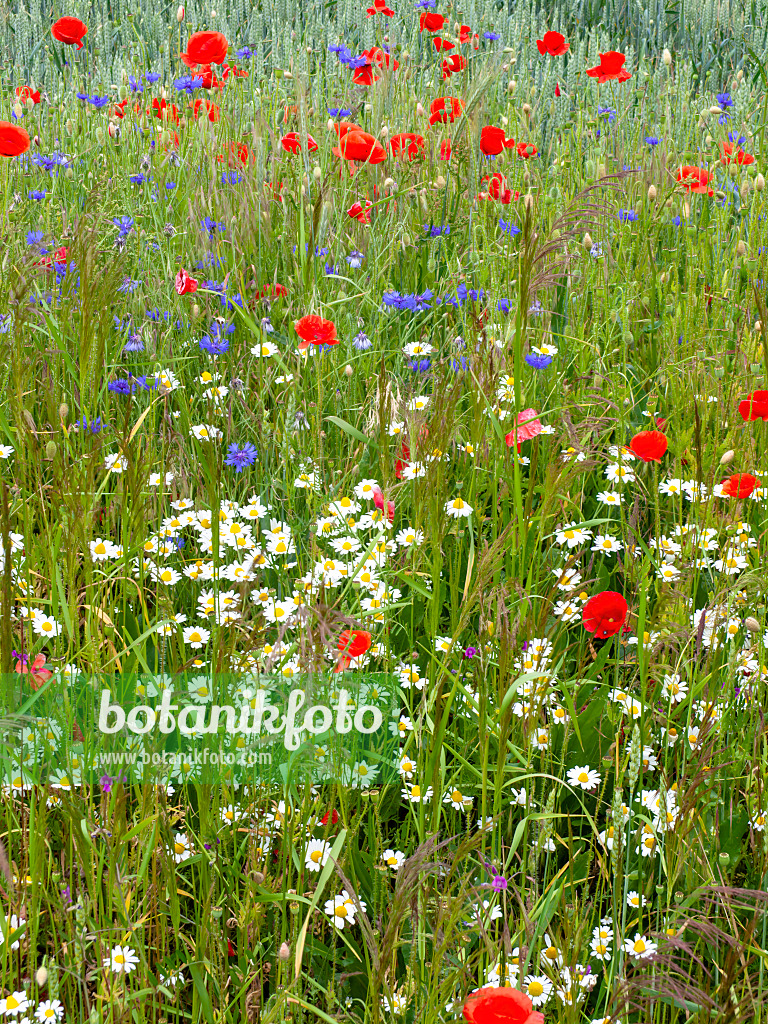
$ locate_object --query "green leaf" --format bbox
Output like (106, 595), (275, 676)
(324, 415), (374, 447)
(188, 963), (216, 1024)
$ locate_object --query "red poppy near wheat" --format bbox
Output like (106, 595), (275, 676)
(463, 986), (545, 1024)
(629, 430), (668, 462)
(442, 54), (467, 79)
(480, 125), (515, 156)
(739, 390), (768, 421)
(419, 11), (446, 31)
(676, 165), (713, 196)
(51, 16), (88, 48)
(15, 653), (53, 692)
(582, 591), (628, 639)
(720, 141), (755, 166)
(517, 141), (538, 159)
(429, 96), (465, 125)
(586, 51), (631, 83)
(720, 473), (760, 498)
(433, 37), (455, 51)
(537, 30), (569, 56)
(390, 132), (425, 159)
(281, 131), (318, 154)
(175, 268), (198, 295)
(0, 122), (30, 158)
(184, 30), (228, 66)
(505, 409), (542, 452)
(347, 200), (373, 224)
(16, 86), (41, 105)
(295, 315), (338, 350)
(337, 130), (386, 164)
(366, 0), (394, 15)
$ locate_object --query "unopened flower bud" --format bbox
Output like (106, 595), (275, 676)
(416, 102), (425, 117)
(36, 966), (48, 988)
(736, 239), (747, 257)
(191, 303), (200, 319)
(757, 173), (766, 192)
(523, 194), (533, 211)
(662, 47), (672, 65)
(279, 942), (291, 960)
(522, 102), (532, 117)
(507, 80), (515, 94)
(597, 163), (606, 177)
(379, 125), (389, 136)
(45, 441), (57, 461)
(26, 97), (34, 112)
(582, 232), (593, 250)
(344, 364), (353, 377)
(720, 449), (735, 465)
(756, 321), (762, 332)
(59, 402), (69, 421)
(13, 102), (23, 120)
(177, 4), (185, 19)
(744, 616), (761, 633)
(647, 184), (657, 202)
(435, 174), (446, 188)
(312, 165), (322, 180)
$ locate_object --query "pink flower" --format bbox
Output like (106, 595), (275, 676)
(15, 653), (53, 691)
(175, 267), (198, 295)
(505, 408), (542, 452)
(373, 486), (395, 523)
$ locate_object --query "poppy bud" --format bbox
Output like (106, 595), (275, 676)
(597, 163), (606, 177)
(507, 80), (515, 94)
(191, 303), (200, 319)
(45, 441), (57, 461)
(757, 173), (766, 191)
(12, 102), (22, 119)
(522, 102), (532, 116)
(26, 97), (34, 112)
(252, 871), (265, 883)
(523, 194), (533, 211)
(745, 616), (761, 633)
(729, 162), (739, 178)
(756, 321), (762, 332)
(177, 4), (185, 18)
(279, 942), (291, 960)
(740, 181), (750, 200)
(720, 450), (735, 465)
(379, 125), (389, 136)
(705, 134), (713, 145)
(736, 239), (747, 257)
(738, 69), (744, 81)
(416, 102), (426, 116)
(312, 165), (322, 180)
(95, 126), (105, 144)
(662, 47), (672, 65)
(384, 176), (395, 189)
(582, 232), (593, 250)
(36, 966), (48, 988)
(59, 402), (69, 421)
(435, 174), (446, 188)
(344, 364), (353, 377)
(647, 184), (657, 202)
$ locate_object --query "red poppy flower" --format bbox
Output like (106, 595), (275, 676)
(390, 132), (425, 159)
(555, 82), (561, 97)
(321, 808), (340, 826)
(516, 141), (538, 159)
(363, 46), (398, 71)
(537, 30), (569, 56)
(481, 172), (519, 203)
(442, 54), (467, 79)
(428, 96), (465, 125)
(295, 314), (338, 350)
(505, 408), (542, 452)
(586, 51), (631, 83)
(676, 165), (713, 196)
(720, 141), (755, 166)
(259, 283), (288, 300)
(721, 473), (760, 498)
(353, 63), (380, 86)
(185, 30), (228, 65)
(15, 653), (53, 692)
(480, 125), (515, 156)
(150, 98), (180, 124)
(227, 939), (237, 957)
(367, 0), (395, 15)
(33, 245), (68, 270)
(191, 98), (220, 122)
(433, 36), (455, 51)
(439, 139), (452, 160)
(51, 16), (88, 49)
(281, 131), (319, 154)
(338, 130), (386, 164)
(338, 629), (372, 658)
(175, 268), (198, 295)
(463, 986), (545, 1024)
(738, 390), (768, 421)
(582, 591), (629, 639)
(372, 486), (395, 523)
(0, 121), (30, 158)
(629, 429), (668, 462)
(420, 11), (446, 31)
(395, 440), (410, 479)
(458, 24), (472, 43)
(15, 86), (41, 105)
(347, 200), (373, 224)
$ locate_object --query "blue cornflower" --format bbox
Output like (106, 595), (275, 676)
(346, 250), (364, 268)
(175, 75), (204, 94)
(261, 317), (274, 333)
(484, 31), (500, 40)
(346, 55), (370, 70)
(644, 135), (660, 146)
(528, 299), (543, 317)
(118, 278), (142, 294)
(236, 46), (254, 59)
(672, 215), (682, 226)
(28, 190), (47, 201)
(716, 92), (733, 108)
(353, 331), (372, 351)
(199, 336), (229, 355)
(407, 358), (431, 372)
(525, 352), (553, 369)
(598, 106), (616, 122)
(145, 72), (161, 84)
(122, 333), (144, 352)
(497, 298), (511, 313)
(499, 218), (521, 236)
(618, 209), (638, 223)
(728, 132), (747, 146)
(225, 442), (258, 472)
(718, 113), (730, 125)
(26, 230), (44, 245)
(76, 92), (88, 102)
(129, 173), (147, 185)
(424, 223), (450, 236)
(0, 315), (12, 333)
(325, 262), (341, 276)
(113, 216), (135, 237)
(414, 0), (438, 8)
(76, 416), (105, 434)
(450, 356), (469, 372)
(221, 171), (243, 184)
(202, 279), (226, 294)
(221, 292), (243, 311)
(88, 95), (110, 109)
(165, 181), (176, 190)
(210, 320), (235, 337)
(107, 377), (136, 395)
(128, 74), (144, 93)
(328, 107), (352, 117)
(201, 216), (226, 236)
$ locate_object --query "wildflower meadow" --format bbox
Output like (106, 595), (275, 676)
(1, 0), (768, 1021)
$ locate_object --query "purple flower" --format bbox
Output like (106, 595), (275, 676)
(100, 774), (114, 793)
(225, 443), (258, 472)
(525, 353), (553, 369)
(464, 646), (477, 659)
